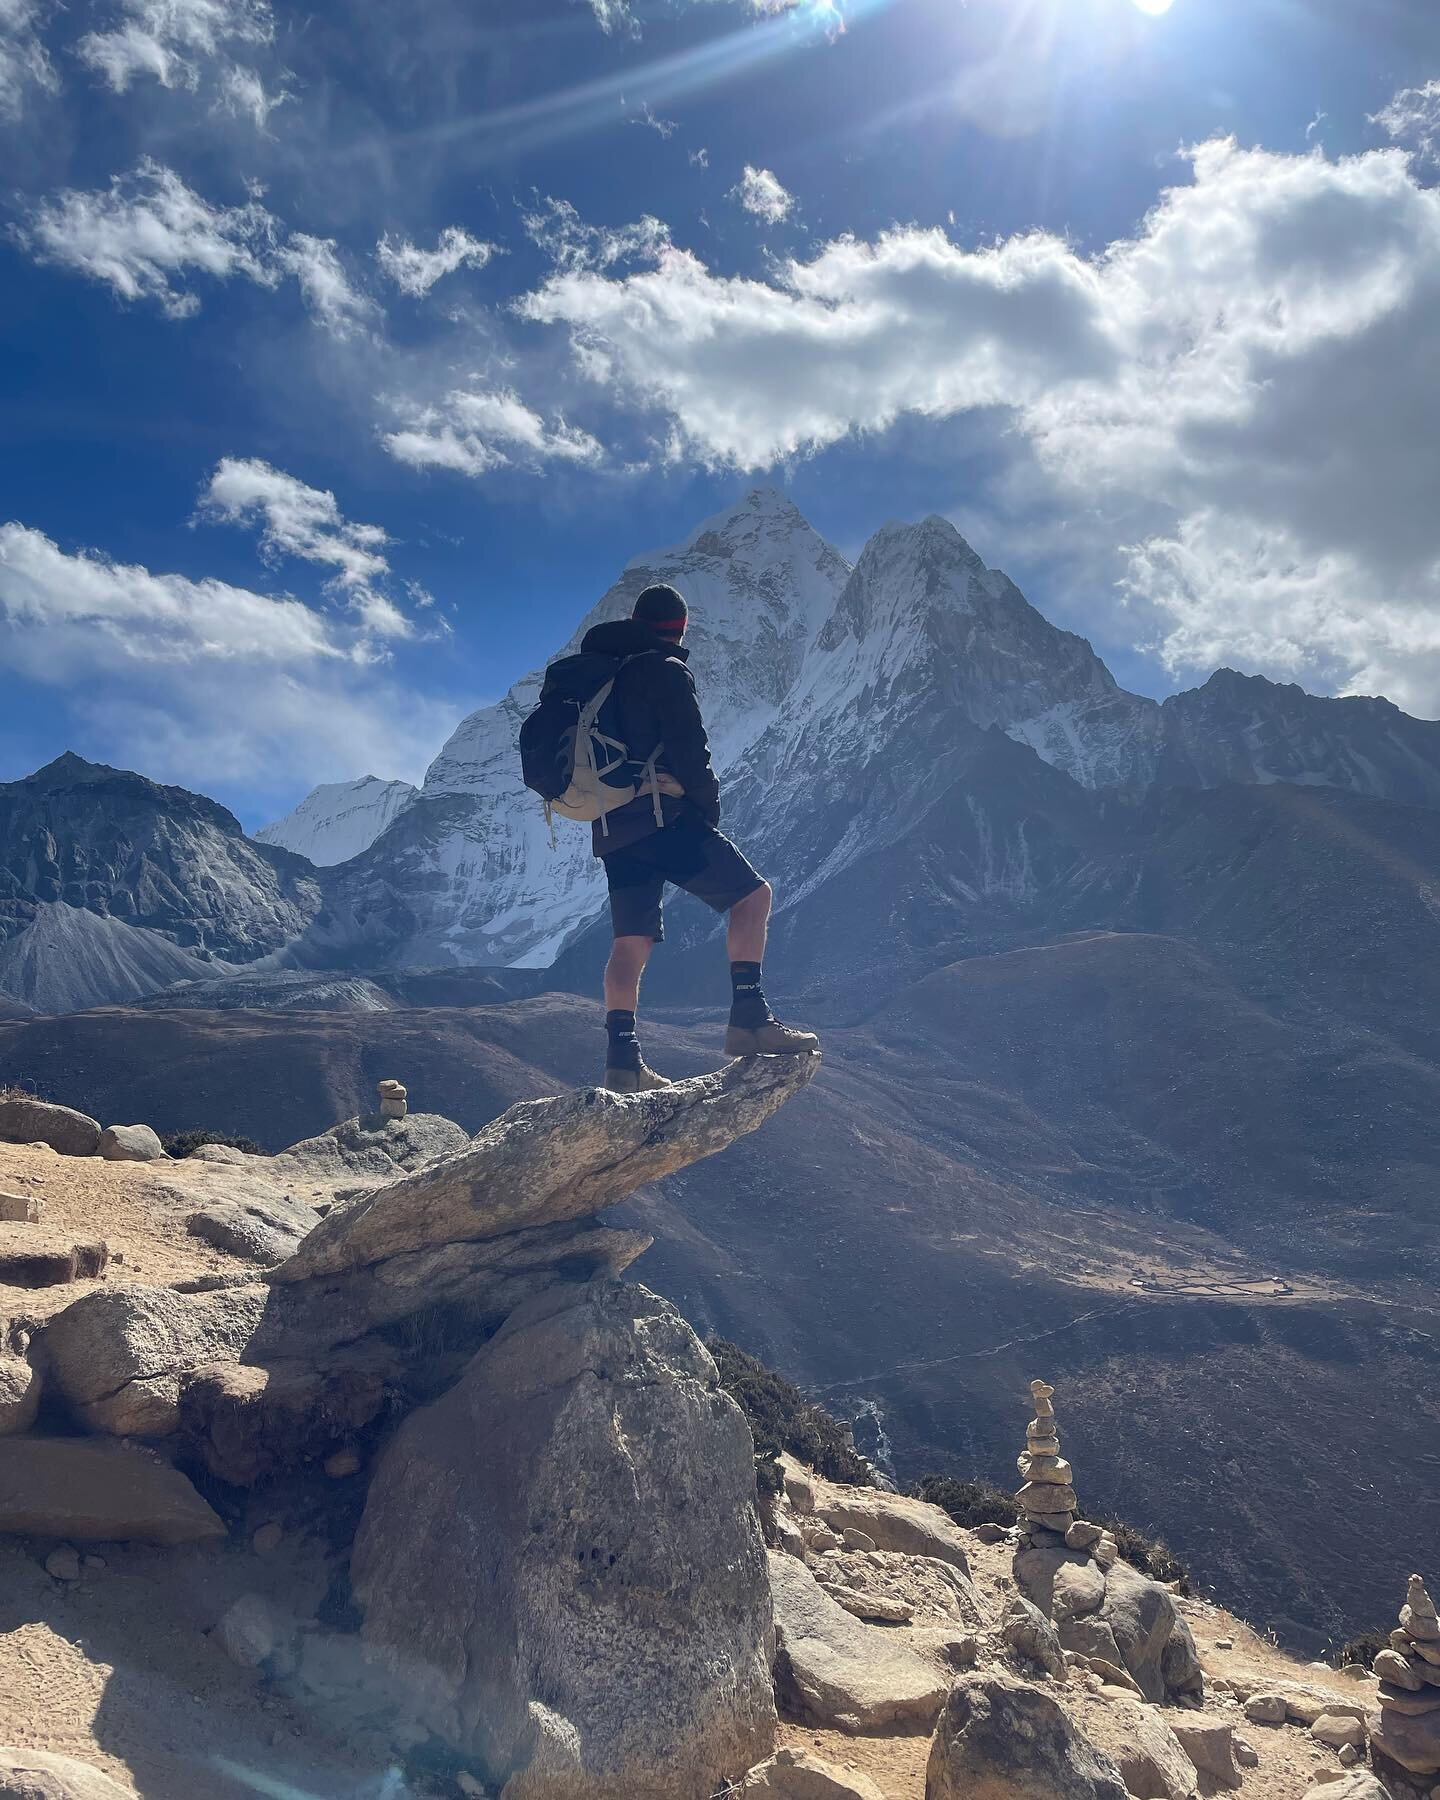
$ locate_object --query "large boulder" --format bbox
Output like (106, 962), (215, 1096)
(98, 1124), (165, 1162)
(44, 1281), (268, 1435)
(352, 1281), (776, 1799)
(0, 1437), (226, 1543)
(768, 1551), (952, 1733)
(0, 1096), (101, 1157)
(0, 1225), (107, 1289)
(274, 1057), (818, 1284)
(1098, 1564), (1182, 1704)
(925, 1672), (1131, 1800)
(812, 1486), (974, 1575)
(0, 1748), (137, 1799)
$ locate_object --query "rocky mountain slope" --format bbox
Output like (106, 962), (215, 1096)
(0, 755), (322, 1013)
(2, 989), (1434, 1651)
(0, 1066), (1409, 1800)
(254, 776), (419, 866)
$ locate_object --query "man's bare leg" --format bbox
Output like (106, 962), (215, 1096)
(727, 880), (772, 963)
(603, 935), (671, 1092)
(605, 934), (655, 1012)
(724, 880), (819, 1057)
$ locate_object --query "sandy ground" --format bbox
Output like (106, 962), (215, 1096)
(0, 1139), (252, 1294)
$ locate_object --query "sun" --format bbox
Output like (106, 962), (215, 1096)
(1131, 0), (1175, 12)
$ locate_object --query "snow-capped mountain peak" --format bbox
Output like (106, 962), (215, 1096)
(256, 776), (420, 867)
(305, 490), (853, 969)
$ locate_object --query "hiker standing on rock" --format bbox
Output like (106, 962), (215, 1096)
(521, 582), (818, 1091)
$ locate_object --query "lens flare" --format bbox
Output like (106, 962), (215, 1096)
(1132, 0), (1175, 13)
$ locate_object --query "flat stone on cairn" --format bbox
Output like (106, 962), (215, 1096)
(1016, 1379), (1078, 1537)
(376, 1080), (407, 1122)
(1371, 1574), (1440, 1776)
(1014, 1378), (1118, 1566)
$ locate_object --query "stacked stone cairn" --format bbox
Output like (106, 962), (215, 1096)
(376, 1079), (408, 1121)
(1015, 1378), (1118, 1566)
(1370, 1572), (1440, 1777)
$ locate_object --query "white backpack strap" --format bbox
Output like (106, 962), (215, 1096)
(638, 740), (667, 826)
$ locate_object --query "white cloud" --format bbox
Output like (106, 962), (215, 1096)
(76, 0), (287, 129)
(198, 458), (413, 641)
(730, 164), (795, 224)
(1123, 514), (1440, 718)
(382, 386), (603, 479)
(0, 0), (56, 120)
(17, 161), (376, 336)
(633, 101), (676, 139)
(0, 522), (443, 792)
(17, 158), (278, 318)
(522, 196), (669, 273)
(217, 61), (286, 128)
(1372, 78), (1440, 162)
(521, 140), (1440, 710)
(279, 233), (379, 337)
(580, 0), (639, 34)
(375, 227), (496, 297)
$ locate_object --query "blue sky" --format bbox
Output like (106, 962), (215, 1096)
(2, 0), (1439, 830)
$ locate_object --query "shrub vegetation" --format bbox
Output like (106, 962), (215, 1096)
(161, 1127), (266, 1159)
(708, 1337), (874, 1494)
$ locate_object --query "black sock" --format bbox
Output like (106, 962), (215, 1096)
(729, 961), (771, 1028)
(605, 1009), (642, 1071)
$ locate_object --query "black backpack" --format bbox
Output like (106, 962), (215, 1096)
(519, 652), (670, 833)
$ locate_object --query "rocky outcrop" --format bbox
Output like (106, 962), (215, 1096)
(810, 1486), (974, 1574)
(44, 1062), (815, 1477)
(352, 1281), (777, 1799)
(925, 1671), (1131, 1800)
(270, 1108), (468, 1184)
(0, 1437), (226, 1543)
(1370, 1573), (1440, 1775)
(768, 1551), (955, 1733)
(0, 1096), (101, 1157)
(275, 1057), (815, 1284)
(185, 1189), (321, 1265)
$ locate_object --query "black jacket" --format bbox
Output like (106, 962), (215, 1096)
(579, 617), (721, 855)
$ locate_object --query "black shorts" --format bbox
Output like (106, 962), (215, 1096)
(603, 818), (764, 941)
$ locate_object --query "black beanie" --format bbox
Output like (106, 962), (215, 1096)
(633, 583), (688, 642)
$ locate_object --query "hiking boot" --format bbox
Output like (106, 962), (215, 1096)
(723, 1017), (821, 1058)
(602, 1061), (673, 1093)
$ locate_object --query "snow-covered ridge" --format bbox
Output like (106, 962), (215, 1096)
(257, 776), (420, 867)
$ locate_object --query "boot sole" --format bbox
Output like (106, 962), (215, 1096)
(723, 1026), (821, 1058)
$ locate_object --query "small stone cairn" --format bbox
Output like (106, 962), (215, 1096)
(377, 1079), (408, 1122)
(1015, 1378), (1118, 1566)
(1370, 1573), (1440, 1776)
